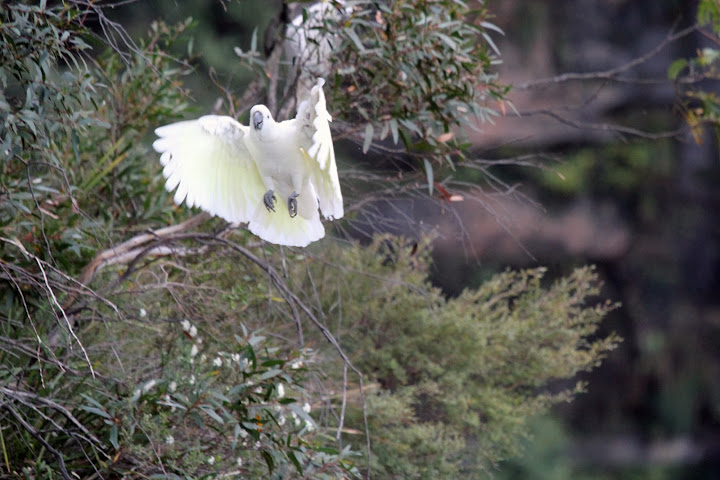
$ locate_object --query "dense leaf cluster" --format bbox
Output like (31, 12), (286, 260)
(287, 237), (619, 477)
(326, 0), (505, 161)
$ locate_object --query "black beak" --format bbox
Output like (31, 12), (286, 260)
(253, 111), (264, 131)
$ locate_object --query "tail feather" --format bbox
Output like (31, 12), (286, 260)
(248, 200), (325, 248)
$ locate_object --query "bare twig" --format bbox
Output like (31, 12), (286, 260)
(516, 22), (700, 89)
(0, 403), (72, 480)
(76, 213), (211, 287)
(1, 387), (104, 448)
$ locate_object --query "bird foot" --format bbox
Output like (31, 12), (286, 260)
(263, 190), (277, 212)
(288, 191), (299, 218)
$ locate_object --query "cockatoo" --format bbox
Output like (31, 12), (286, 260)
(152, 78), (343, 247)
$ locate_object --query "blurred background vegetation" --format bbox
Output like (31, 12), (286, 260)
(1, 0), (719, 478)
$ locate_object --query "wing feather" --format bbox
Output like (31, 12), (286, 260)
(152, 115), (265, 223)
(296, 78), (344, 220)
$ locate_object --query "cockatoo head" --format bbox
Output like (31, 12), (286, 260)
(250, 105), (273, 132)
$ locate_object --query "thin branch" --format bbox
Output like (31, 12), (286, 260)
(516, 22), (700, 89)
(0, 387), (104, 449)
(337, 363), (348, 443)
(0, 403), (72, 480)
(35, 257), (96, 378)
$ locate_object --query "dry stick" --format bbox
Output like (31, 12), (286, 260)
(337, 363), (348, 443)
(1, 403), (72, 480)
(76, 212), (210, 286)
(36, 257), (96, 379)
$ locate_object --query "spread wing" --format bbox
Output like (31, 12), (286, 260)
(296, 78), (344, 220)
(153, 115), (266, 223)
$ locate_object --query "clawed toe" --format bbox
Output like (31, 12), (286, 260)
(288, 191), (299, 218)
(264, 190), (277, 212)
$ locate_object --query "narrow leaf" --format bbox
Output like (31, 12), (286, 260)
(363, 124), (373, 153)
(423, 158), (434, 195)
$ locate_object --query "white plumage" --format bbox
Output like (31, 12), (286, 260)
(153, 78), (343, 247)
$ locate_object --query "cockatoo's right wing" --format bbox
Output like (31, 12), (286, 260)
(153, 115), (266, 223)
(296, 78), (344, 220)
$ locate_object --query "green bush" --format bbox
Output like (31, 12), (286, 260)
(286, 237), (619, 477)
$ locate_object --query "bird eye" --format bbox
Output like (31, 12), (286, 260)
(253, 111), (264, 131)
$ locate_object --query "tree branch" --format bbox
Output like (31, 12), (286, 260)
(515, 22), (700, 90)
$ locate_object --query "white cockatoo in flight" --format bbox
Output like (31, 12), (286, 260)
(152, 78), (343, 247)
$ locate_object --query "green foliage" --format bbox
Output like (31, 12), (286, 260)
(698, 0), (720, 34)
(1, 4), (193, 281)
(326, 0), (505, 160)
(78, 320), (358, 478)
(669, 0), (720, 142)
(287, 237), (620, 477)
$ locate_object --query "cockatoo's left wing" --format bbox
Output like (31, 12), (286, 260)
(153, 115), (266, 223)
(296, 78), (344, 220)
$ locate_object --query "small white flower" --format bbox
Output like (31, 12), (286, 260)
(169, 381), (177, 392)
(278, 414), (286, 426)
(231, 353), (240, 364)
(139, 308), (147, 318)
(305, 419), (314, 431)
(190, 344), (199, 357)
(200, 354), (207, 363)
(254, 441), (261, 450)
(277, 383), (285, 398)
(165, 435), (174, 445)
(181, 319), (191, 331)
(207, 456), (215, 465)
(254, 386), (263, 394)
(242, 358), (250, 371)
(291, 411), (300, 426)
(290, 360), (302, 369)
(213, 357), (222, 367)
(237, 457), (243, 467)
(189, 375), (196, 385)
(302, 402), (311, 413)
(189, 325), (198, 337)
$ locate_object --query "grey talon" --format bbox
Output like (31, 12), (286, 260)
(288, 191), (299, 218)
(263, 190), (277, 212)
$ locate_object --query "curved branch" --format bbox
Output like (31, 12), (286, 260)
(516, 22), (700, 90)
(1, 403), (72, 480)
